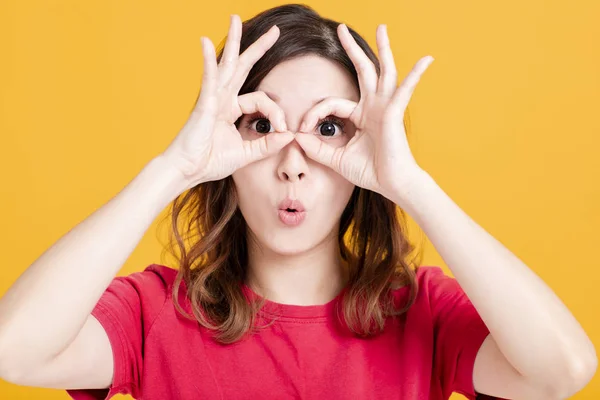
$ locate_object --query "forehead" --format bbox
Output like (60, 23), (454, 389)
(256, 55), (359, 113)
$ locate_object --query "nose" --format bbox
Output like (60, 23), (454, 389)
(277, 140), (309, 183)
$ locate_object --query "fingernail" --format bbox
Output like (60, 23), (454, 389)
(299, 122), (306, 132)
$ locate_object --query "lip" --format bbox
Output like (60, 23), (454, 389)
(278, 209), (306, 226)
(277, 198), (306, 227)
(277, 198), (306, 212)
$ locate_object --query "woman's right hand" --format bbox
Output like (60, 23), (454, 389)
(160, 15), (295, 188)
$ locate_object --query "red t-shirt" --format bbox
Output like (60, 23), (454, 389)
(66, 264), (499, 400)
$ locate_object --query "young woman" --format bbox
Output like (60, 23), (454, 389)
(0, 4), (596, 400)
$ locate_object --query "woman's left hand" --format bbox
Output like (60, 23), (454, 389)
(294, 23), (434, 201)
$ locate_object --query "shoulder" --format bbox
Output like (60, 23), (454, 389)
(390, 266), (471, 318)
(392, 266), (460, 301)
(125, 263), (178, 282)
(95, 264), (184, 335)
(414, 265), (463, 298)
(114, 263), (181, 293)
(414, 265), (455, 284)
(108, 264), (180, 304)
(117, 263), (179, 291)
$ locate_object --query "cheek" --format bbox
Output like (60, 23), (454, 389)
(319, 168), (355, 212)
(231, 163), (273, 217)
(232, 165), (258, 202)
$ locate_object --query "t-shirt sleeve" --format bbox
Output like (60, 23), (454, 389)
(66, 265), (172, 400)
(423, 267), (495, 400)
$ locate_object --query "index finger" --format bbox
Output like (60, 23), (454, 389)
(337, 24), (378, 96)
(217, 14), (242, 85)
(229, 25), (280, 92)
(299, 97), (358, 133)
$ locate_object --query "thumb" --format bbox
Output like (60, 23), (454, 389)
(241, 132), (296, 165)
(294, 133), (339, 170)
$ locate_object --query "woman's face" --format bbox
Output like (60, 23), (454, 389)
(232, 55), (359, 255)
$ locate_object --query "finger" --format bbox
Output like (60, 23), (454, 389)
(376, 25), (398, 98)
(338, 24), (378, 95)
(237, 91), (287, 132)
(230, 25), (280, 93)
(241, 131), (296, 165)
(294, 133), (341, 171)
(299, 97), (357, 133)
(195, 37), (219, 114)
(390, 56), (434, 113)
(218, 14), (242, 86)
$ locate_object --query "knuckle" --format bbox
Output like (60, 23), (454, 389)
(254, 90), (267, 100)
(260, 137), (269, 154)
(253, 94), (262, 109)
(236, 58), (249, 73)
(242, 142), (251, 161)
(221, 55), (235, 65)
(357, 61), (372, 73)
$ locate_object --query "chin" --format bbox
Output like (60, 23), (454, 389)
(242, 206), (343, 257)
(262, 233), (318, 256)
(249, 221), (335, 256)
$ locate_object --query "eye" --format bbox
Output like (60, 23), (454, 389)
(244, 113), (275, 134)
(316, 116), (346, 138)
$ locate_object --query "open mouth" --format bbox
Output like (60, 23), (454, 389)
(278, 208), (306, 226)
(277, 198), (306, 226)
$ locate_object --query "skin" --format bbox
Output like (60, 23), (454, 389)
(190, 14), (598, 400)
(229, 19), (597, 398)
(0, 12), (593, 398)
(232, 55), (358, 306)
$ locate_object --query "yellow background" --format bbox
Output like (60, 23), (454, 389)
(1, 0), (599, 399)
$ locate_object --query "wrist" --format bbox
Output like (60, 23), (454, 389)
(138, 156), (194, 208)
(387, 168), (436, 210)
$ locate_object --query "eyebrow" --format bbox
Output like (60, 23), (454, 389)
(263, 91), (328, 107)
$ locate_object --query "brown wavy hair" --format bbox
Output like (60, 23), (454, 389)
(160, 3), (423, 344)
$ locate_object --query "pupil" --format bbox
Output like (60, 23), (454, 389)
(320, 122), (335, 136)
(256, 119), (271, 134)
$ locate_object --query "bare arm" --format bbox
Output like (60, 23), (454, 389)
(0, 155), (188, 382)
(0, 15), (293, 389)
(393, 170), (597, 399)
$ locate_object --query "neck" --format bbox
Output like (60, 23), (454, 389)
(245, 231), (348, 306)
